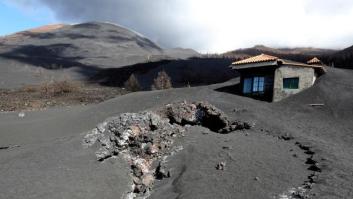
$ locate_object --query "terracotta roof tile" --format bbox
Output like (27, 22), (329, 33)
(231, 54), (325, 73)
(307, 57), (322, 65)
(232, 54), (279, 65)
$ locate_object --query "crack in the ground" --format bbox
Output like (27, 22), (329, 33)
(0, 145), (20, 151)
(274, 135), (322, 199)
(258, 128), (322, 198)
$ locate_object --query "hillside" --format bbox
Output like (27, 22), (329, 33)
(0, 22), (199, 67)
(330, 45), (353, 69)
(223, 45), (337, 63)
(0, 22), (200, 88)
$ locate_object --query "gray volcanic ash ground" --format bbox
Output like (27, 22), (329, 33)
(0, 67), (352, 198)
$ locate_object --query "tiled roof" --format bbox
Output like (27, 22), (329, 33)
(307, 57), (322, 65)
(232, 54), (279, 65)
(281, 59), (322, 68)
(231, 54), (325, 73)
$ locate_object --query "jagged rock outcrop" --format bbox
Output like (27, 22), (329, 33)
(83, 111), (185, 197)
(83, 101), (252, 198)
(163, 101), (252, 133)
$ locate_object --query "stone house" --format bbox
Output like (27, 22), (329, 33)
(231, 54), (325, 102)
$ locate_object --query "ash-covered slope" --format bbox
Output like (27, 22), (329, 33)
(0, 22), (199, 88)
(1, 68), (353, 199)
(0, 22), (198, 68)
(330, 45), (353, 69)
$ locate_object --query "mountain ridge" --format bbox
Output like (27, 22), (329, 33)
(222, 44), (353, 69)
(222, 45), (338, 63)
(0, 22), (199, 66)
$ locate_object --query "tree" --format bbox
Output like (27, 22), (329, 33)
(124, 73), (141, 92)
(151, 70), (172, 90)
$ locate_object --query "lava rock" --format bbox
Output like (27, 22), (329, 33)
(95, 147), (112, 161)
(155, 162), (171, 179)
(280, 134), (294, 141)
(222, 146), (232, 150)
(165, 101), (199, 124)
(216, 162), (226, 170)
(133, 184), (146, 193)
(145, 143), (159, 155)
(132, 165), (143, 177)
(142, 174), (155, 187)
(84, 101), (253, 198)
(164, 101), (252, 134)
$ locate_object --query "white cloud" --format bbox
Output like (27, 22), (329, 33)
(8, 0), (353, 52)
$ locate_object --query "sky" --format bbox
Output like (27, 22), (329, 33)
(1, 0), (353, 53)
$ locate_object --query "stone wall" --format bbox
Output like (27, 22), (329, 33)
(273, 65), (315, 102)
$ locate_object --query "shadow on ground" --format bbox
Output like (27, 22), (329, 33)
(214, 83), (241, 95)
(0, 45), (237, 89)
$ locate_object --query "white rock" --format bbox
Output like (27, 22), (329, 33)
(18, 112), (25, 118)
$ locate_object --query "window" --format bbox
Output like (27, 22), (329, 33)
(243, 76), (265, 94)
(283, 77), (299, 89)
(253, 77), (265, 92)
(243, 78), (252, 93)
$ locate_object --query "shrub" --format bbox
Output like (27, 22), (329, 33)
(124, 74), (141, 92)
(151, 70), (173, 90)
(40, 80), (80, 97)
(22, 85), (38, 93)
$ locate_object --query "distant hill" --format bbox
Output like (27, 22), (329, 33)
(223, 45), (338, 64)
(330, 45), (353, 69)
(222, 45), (353, 69)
